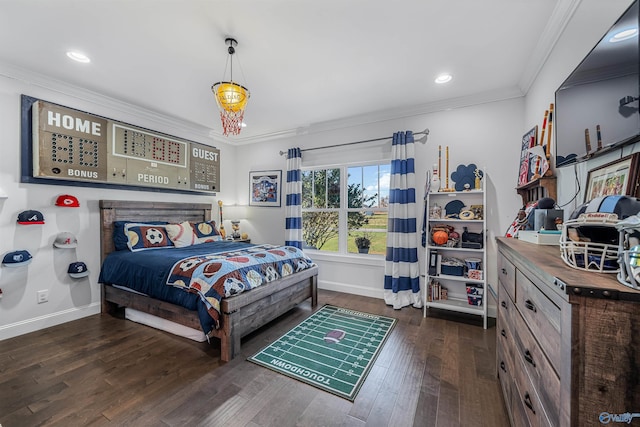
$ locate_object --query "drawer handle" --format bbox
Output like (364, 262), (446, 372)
(524, 299), (537, 313)
(524, 350), (536, 367)
(524, 393), (536, 414)
(501, 301), (508, 309)
(500, 361), (506, 372)
(501, 329), (506, 338)
(501, 268), (507, 275)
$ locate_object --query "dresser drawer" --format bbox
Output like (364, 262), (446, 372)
(497, 313), (515, 368)
(498, 252), (516, 301)
(515, 270), (561, 371)
(510, 382), (533, 427)
(497, 342), (514, 422)
(512, 306), (560, 427)
(497, 282), (516, 366)
(512, 350), (555, 427)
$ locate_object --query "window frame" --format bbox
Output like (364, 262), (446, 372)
(301, 160), (389, 255)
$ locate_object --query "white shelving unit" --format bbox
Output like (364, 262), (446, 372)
(424, 178), (488, 329)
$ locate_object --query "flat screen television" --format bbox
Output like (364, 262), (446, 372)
(555, 0), (640, 167)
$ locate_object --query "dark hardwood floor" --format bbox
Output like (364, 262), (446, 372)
(0, 290), (510, 426)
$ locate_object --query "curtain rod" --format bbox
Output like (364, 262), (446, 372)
(279, 128), (429, 156)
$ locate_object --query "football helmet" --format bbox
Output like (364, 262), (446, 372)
(560, 195), (640, 273)
(616, 213), (640, 289)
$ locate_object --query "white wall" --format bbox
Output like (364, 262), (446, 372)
(236, 98), (525, 303)
(0, 73), (238, 340)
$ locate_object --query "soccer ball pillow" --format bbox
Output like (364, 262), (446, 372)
(124, 223), (175, 252)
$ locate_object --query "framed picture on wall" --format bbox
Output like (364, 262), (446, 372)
(584, 153), (640, 202)
(517, 126), (538, 187)
(249, 170), (282, 207)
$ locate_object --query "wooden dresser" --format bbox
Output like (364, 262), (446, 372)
(496, 237), (640, 427)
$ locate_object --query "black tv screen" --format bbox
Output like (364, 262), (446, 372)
(555, 0), (640, 167)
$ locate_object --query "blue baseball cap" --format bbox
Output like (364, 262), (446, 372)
(68, 261), (89, 278)
(17, 210), (45, 225)
(2, 250), (33, 267)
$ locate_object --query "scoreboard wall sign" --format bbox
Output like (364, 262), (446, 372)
(21, 95), (220, 194)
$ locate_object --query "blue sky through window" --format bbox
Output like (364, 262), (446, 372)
(348, 164), (390, 208)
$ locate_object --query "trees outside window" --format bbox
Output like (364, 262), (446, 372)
(302, 163), (389, 254)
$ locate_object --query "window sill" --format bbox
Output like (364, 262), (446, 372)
(305, 250), (385, 267)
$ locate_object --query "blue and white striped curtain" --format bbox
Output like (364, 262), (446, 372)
(384, 131), (422, 309)
(285, 147), (303, 248)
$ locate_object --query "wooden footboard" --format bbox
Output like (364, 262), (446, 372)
(217, 265), (317, 361)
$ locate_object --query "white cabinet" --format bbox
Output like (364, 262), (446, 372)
(423, 181), (488, 328)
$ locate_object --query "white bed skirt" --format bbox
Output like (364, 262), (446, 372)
(125, 307), (206, 342)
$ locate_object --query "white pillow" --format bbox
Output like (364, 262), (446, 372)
(166, 221), (197, 248)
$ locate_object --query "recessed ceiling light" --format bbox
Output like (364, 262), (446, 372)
(66, 51), (90, 63)
(241, 122), (247, 128)
(435, 74), (452, 84)
(609, 28), (638, 43)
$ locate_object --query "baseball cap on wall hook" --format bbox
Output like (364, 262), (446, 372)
(55, 194), (80, 207)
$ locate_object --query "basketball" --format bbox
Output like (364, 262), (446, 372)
(215, 83), (249, 112)
(432, 230), (449, 245)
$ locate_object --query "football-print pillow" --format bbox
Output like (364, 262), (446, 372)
(125, 223), (175, 252)
(166, 221), (197, 248)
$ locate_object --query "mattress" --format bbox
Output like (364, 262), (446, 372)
(125, 307), (207, 342)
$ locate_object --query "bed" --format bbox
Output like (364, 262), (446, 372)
(98, 199), (318, 362)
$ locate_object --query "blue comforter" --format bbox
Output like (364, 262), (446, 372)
(98, 241), (315, 334)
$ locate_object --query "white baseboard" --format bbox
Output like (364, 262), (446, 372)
(0, 303), (101, 341)
(319, 280), (497, 319)
(318, 279), (385, 299)
(0, 286), (494, 342)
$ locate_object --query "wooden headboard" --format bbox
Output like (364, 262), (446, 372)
(99, 200), (212, 262)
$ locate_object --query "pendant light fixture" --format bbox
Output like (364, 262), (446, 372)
(211, 38), (250, 136)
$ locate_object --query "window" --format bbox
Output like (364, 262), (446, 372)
(301, 162), (390, 255)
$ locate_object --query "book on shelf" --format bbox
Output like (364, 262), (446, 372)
(427, 279), (448, 302)
(428, 249), (438, 276)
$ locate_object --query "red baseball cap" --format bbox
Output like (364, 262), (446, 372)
(55, 194), (80, 207)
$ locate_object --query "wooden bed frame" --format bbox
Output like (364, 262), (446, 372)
(99, 199), (318, 362)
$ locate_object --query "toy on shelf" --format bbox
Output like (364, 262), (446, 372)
(451, 164), (483, 192)
(441, 146), (455, 192)
(474, 168), (483, 190)
(231, 220), (241, 239)
(430, 163), (441, 193)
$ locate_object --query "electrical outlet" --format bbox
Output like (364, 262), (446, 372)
(37, 289), (49, 304)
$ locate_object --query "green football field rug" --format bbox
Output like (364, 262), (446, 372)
(248, 304), (397, 401)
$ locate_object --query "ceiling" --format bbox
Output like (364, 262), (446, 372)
(0, 0), (577, 144)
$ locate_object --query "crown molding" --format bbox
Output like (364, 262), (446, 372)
(517, 0), (583, 94)
(0, 61), (223, 146)
(1, 60), (524, 147)
(231, 86), (525, 145)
